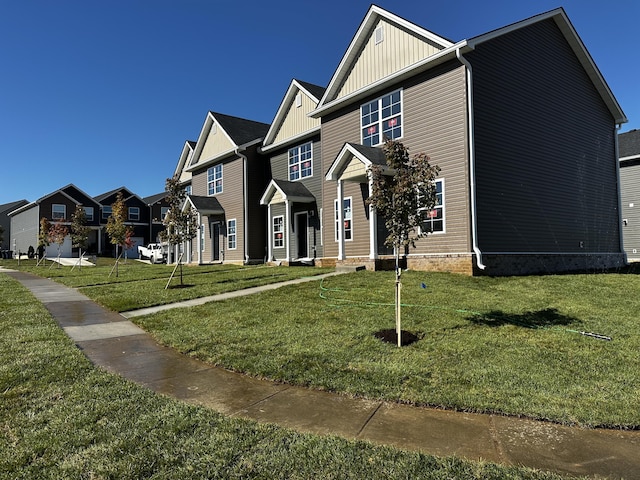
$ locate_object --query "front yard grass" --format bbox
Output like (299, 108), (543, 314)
(5, 258), (333, 311)
(0, 273), (568, 479)
(131, 270), (640, 429)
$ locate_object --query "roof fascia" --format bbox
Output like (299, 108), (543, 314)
(311, 42), (464, 118)
(7, 201), (37, 217)
(260, 180), (282, 205)
(174, 140), (196, 177)
(620, 154), (640, 162)
(315, 5), (454, 114)
(261, 126), (320, 153)
(185, 147), (238, 172)
(263, 79), (321, 148)
(190, 112), (239, 170)
(467, 8), (627, 124)
(325, 143), (376, 181)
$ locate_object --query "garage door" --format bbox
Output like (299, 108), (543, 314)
(123, 237), (144, 259)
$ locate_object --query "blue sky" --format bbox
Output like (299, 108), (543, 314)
(1, 0), (638, 206)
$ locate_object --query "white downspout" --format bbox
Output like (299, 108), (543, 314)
(368, 172), (377, 260)
(456, 48), (486, 270)
(614, 123), (626, 262)
(236, 148), (250, 264)
(337, 180), (345, 260)
(267, 203), (273, 262)
(285, 198), (291, 262)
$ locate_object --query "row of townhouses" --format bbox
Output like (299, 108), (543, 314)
(4, 186), (168, 259)
(171, 5), (628, 276)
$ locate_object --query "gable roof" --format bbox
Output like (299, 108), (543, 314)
(185, 195), (224, 215)
(8, 184), (100, 216)
(0, 199), (29, 216)
(262, 79), (325, 151)
(94, 186), (142, 204)
(311, 6), (626, 125)
(619, 129), (640, 160)
(174, 140), (197, 181)
(325, 142), (389, 182)
(143, 192), (168, 205)
(188, 111), (270, 171)
(260, 179), (315, 205)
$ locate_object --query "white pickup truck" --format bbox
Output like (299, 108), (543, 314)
(138, 243), (166, 264)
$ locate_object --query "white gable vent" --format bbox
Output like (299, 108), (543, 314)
(375, 25), (384, 44)
(295, 92), (302, 108)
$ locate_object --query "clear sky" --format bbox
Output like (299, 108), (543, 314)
(1, 0), (638, 206)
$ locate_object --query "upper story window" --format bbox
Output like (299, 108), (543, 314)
(102, 206), (112, 220)
(52, 204), (66, 220)
(289, 142), (313, 181)
(361, 89), (402, 146)
(208, 164), (223, 195)
(129, 207), (140, 221)
(160, 206), (169, 221)
(83, 206), (94, 222)
(419, 179), (445, 234)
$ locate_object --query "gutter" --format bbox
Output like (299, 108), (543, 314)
(235, 147), (250, 264)
(456, 47), (486, 270)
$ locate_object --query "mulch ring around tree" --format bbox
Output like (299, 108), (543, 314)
(374, 329), (421, 346)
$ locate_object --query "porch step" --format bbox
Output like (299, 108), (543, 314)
(335, 265), (366, 273)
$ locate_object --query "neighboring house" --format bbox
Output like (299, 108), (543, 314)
(95, 187), (150, 258)
(8, 184), (102, 257)
(0, 199), (29, 253)
(619, 129), (640, 260)
(142, 191), (170, 245)
(260, 79), (326, 264)
(175, 140), (196, 194)
(180, 111), (270, 264)
(308, 6), (626, 275)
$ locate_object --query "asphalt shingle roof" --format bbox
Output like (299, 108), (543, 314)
(210, 112), (270, 146)
(296, 80), (326, 101)
(619, 129), (640, 158)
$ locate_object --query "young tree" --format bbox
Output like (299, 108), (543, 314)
(160, 176), (198, 286)
(48, 221), (69, 268)
(367, 139), (440, 346)
(105, 192), (134, 277)
(37, 217), (51, 265)
(71, 205), (91, 270)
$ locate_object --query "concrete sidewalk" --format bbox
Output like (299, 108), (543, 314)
(4, 269), (640, 479)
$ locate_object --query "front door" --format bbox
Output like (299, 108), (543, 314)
(295, 212), (308, 258)
(211, 222), (221, 261)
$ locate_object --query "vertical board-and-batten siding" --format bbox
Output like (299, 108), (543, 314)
(272, 93), (320, 145)
(620, 162), (640, 258)
(200, 124), (234, 162)
(336, 19), (445, 101)
(321, 61), (470, 258)
(469, 18), (620, 254)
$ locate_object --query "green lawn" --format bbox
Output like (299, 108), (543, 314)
(130, 270), (640, 429)
(0, 273), (568, 479)
(4, 258), (333, 311)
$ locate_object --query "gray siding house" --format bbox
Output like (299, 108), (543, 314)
(0, 199), (29, 253)
(181, 111), (270, 264)
(260, 79), (326, 264)
(310, 6), (626, 275)
(619, 129), (640, 260)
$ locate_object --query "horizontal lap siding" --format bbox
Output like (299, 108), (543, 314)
(403, 63), (470, 253)
(321, 62), (470, 258)
(218, 158), (245, 262)
(469, 19), (620, 254)
(620, 163), (640, 257)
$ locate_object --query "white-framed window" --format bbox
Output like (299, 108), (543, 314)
(334, 197), (352, 242)
(208, 164), (223, 195)
(201, 224), (205, 252)
(227, 218), (237, 250)
(102, 206), (112, 220)
(419, 179), (445, 234)
(361, 89), (402, 146)
(289, 142), (313, 181)
(129, 206), (140, 221)
(83, 206), (94, 221)
(273, 216), (284, 248)
(160, 206), (169, 221)
(185, 185), (192, 195)
(52, 204), (66, 220)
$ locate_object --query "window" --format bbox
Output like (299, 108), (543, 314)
(102, 206), (112, 220)
(83, 206), (94, 221)
(419, 179), (445, 234)
(160, 207), (169, 221)
(208, 165), (223, 195)
(129, 207), (140, 221)
(289, 142), (313, 181)
(52, 204), (66, 220)
(334, 197), (352, 241)
(185, 185), (192, 195)
(273, 216), (284, 248)
(361, 89), (402, 146)
(227, 219), (236, 250)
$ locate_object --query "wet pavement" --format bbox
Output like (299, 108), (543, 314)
(4, 268), (640, 479)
